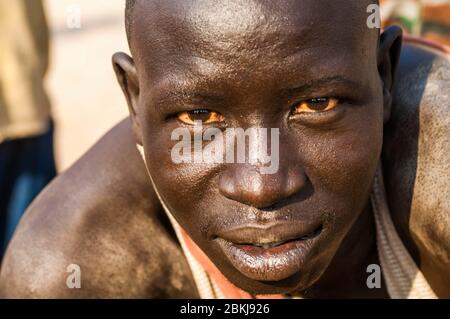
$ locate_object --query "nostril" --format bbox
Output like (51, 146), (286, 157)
(258, 202), (279, 212)
(218, 165), (307, 209)
(238, 191), (283, 210)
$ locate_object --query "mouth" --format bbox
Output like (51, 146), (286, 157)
(215, 223), (323, 282)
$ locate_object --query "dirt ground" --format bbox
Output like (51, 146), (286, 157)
(44, 0), (129, 171)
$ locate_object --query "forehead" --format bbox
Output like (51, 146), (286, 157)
(132, 0), (378, 89)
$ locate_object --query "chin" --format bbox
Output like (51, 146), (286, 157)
(211, 223), (336, 295)
(219, 254), (331, 296)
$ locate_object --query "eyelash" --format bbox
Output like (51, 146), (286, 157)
(287, 97), (353, 128)
(170, 96), (354, 123)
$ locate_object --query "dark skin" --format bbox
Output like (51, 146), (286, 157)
(384, 44), (450, 297)
(117, 0), (397, 296)
(0, 0), (449, 298)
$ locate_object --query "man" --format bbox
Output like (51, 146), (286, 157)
(0, 0), (448, 298)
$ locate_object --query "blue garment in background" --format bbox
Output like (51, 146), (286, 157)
(0, 123), (56, 259)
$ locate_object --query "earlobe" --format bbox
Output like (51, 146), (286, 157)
(378, 26), (403, 123)
(112, 52), (143, 145)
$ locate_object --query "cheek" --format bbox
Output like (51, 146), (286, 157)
(299, 108), (384, 222)
(312, 129), (381, 195)
(141, 124), (220, 233)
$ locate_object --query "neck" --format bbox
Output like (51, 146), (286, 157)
(301, 201), (389, 298)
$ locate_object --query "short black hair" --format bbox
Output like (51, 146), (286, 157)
(125, 0), (380, 47)
(125, 0), (136, 45)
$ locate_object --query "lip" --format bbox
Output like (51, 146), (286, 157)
(215, 222), (323, 282)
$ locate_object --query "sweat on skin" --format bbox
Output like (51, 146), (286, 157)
(115, 0), (397, 296)
(170, 122), (280, 174)
(1, 0), (448, 299)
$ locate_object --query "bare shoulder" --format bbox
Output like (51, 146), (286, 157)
(383, 42), (450, 296)
(386, 43), (450, 211)
(0, 119), (197, 298)
(385, 43), (450, 239)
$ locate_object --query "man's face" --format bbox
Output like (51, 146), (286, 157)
(130, 0), (383, 294)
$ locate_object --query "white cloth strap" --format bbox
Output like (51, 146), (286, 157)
(371, 165), (437, 299)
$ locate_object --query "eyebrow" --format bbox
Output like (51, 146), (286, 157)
(154, 85), (231, 114)
(154, 75), (367, 115)
(283, 76), (365, 96)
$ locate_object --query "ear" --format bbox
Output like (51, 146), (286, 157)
(378, 26), (403, 123)
(112, 52), (143, 145)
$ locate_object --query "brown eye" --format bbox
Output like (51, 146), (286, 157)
(293, 97), (339, 114)
(177, 109), (224, 125)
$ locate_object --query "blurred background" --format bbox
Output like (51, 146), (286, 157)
(381, 0), (450, 45)
(0, 0), (449, 259)
(46, 0), (128, 171)
(0, 0), (128, 257)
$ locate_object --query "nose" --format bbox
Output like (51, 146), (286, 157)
(218, 163), (306, 209)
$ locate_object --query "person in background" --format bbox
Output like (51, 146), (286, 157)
(0, 0), (56, 259)
(381, 0), (450, 45)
